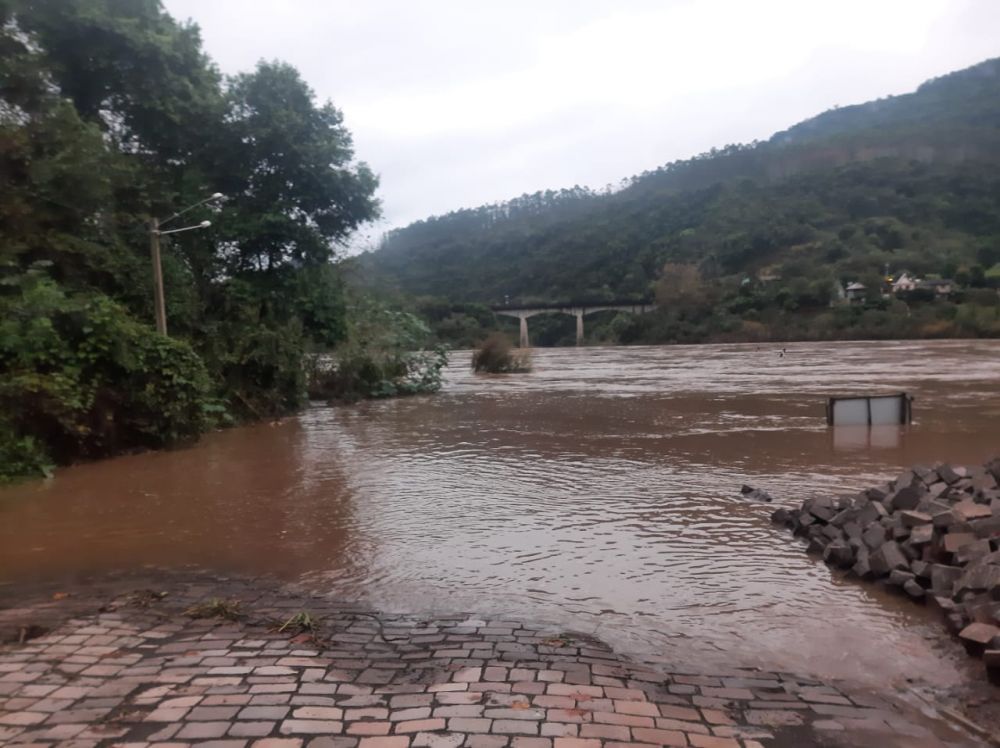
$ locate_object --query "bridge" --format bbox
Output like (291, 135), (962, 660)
(492, 300), (656, 347)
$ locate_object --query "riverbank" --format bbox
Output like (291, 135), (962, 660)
(0, 571), (993, 747)
(771, 461), (1000, 688)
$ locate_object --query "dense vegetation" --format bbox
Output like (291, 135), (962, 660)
(0, 1), (438, 482)
(471, 334), (530, 374)
(364, 58), (1000, 345)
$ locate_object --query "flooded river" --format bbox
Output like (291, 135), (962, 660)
(2, 340), (999, 688)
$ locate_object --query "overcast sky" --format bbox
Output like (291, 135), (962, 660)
(164, 0), (1000, 246)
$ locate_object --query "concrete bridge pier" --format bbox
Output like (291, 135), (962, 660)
(493, 301), (655, 350)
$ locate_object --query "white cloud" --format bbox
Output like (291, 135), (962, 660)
(163, 0), (1000, 233)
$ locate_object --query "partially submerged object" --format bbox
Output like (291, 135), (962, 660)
(740, 484), (774, 502)
(827, 392), (913, 427)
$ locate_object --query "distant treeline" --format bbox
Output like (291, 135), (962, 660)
(362, 57), (1000, 346)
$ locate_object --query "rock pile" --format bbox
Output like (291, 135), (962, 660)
(771, 459), (1000, 678)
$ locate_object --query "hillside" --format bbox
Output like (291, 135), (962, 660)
(362, 57), (1000, 316)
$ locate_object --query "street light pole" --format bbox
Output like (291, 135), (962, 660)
(149, 216), (168, 335)
(148, 193), (223, 336)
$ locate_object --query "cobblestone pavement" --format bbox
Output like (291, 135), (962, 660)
(0, 575), (990, 748)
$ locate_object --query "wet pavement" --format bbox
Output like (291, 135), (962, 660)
(0, 574), (990, 748)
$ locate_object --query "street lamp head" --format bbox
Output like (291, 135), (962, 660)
(210, 193), (224, 200)
(199, 220), (212, 228)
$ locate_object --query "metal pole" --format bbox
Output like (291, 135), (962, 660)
(150, 217), (167, 335)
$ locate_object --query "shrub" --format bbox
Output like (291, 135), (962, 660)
(307, 297), (448, 401)
(0, 269), (214, 479)
(472, 334), (532, 373)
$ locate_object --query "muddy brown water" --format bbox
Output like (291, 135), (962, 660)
(2, 340), (999, 690)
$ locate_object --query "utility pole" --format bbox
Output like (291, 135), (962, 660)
(147, 192), (223, 336)
(150, 217), (168, 335)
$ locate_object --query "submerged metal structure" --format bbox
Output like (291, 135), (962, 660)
(826, 393), (913, 427)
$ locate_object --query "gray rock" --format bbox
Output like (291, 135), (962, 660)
(857, 501), (887, 526)
(899, 510), (933, 527)
(821, 524), (842, 541)
(959, 622), (1000, 650)
(770, 507), (792, 525)
(852, 548), (873, 579)
(987, 458), (1000, 483)
(806, 497), (837, 523)
(870, 541), (909, 576)
(889, 485), (925, 512)
(866, 486), (890, 502)
(888, 569), (916, 586)
(928, 481), (949, 499)
(970, 515), (1000, 539)
(929, 595), (957, 614)
(741, 484), (774, 502)
(909, 524), (934, 546)
(954, 500), (992, 522)
(955, 563), (1000, 595)
(903, 579), (926, 599)
(862, 524), (888, 551)
(931, 564), (963, 596)
(823, 541), (855, 568)
(807, 537), (828, 555)
(911, 560), (931, 579)
(955, 539), (992, 565)
(932, 510), (960, 529)
(938, 464), (962, 484)
(964, 596), (1000, 624)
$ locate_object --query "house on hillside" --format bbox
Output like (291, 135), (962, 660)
(845, 282), (867, 303)
(891, 272), (919, 293)
(917, 278), (954, 296)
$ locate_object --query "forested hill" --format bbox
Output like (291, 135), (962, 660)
(362, 57), (1000, 305)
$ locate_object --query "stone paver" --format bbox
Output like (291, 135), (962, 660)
(0, 574), (987, 747)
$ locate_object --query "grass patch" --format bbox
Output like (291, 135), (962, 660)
(184, 598), (243, 621)
(276, 611), (319, 634)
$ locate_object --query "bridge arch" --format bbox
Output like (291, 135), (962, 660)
(491, 301), (655, 347)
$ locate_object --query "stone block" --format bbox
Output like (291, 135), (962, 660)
(943, 532), (977, 554)
(895, 470), (917, 490)
(970, 516), (1000, 539)
(955, 539), (992, 565)
(909, 525), (933, 546)
(807, 497), (837, 523)
(821, 524), (842, 541)
(861, 524), (887, 551)
(956, 563), (1000, 595)
(938, 464), (962, 485)
(770, 508), (791, 525)
(822, 541), (854, 569)
(932, 510), (960, 529)
(928, 481), (949, 499)
(903, 580), (925, 599)
(867, 486), (889, 502)
(869, 542), (908, 576)
(888, 570), (915, 586)
(930, 565), (963, 596)
(954, 500), (991, 522)
(964, 596), (1000, 624)
(899, 511), (933, 528)
(959, 622), (1000, 652)
(889, 485), (925, 512)
(851, 549), (872, 579)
